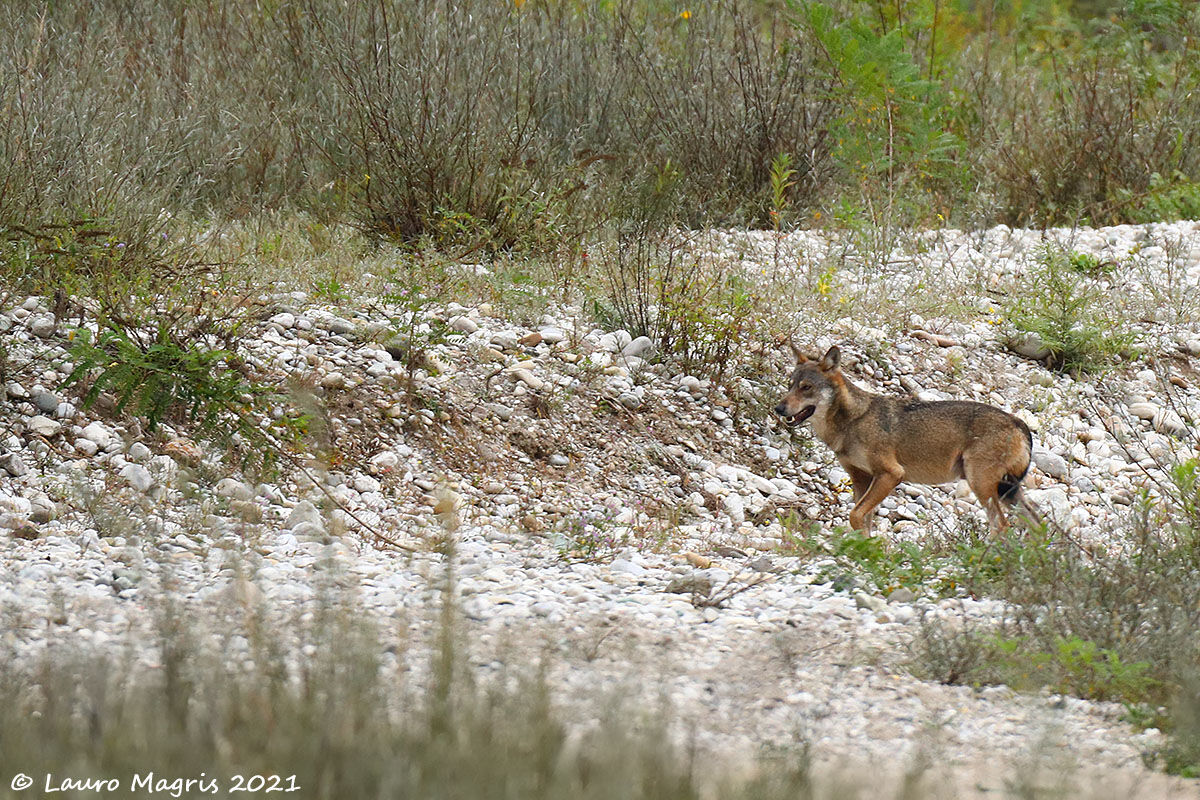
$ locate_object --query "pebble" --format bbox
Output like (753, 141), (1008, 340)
(82, 422), (117, 449)
(622, 336), (654, 358)
(29, 315), (56, 338)
(0, 453), (27, 477)
(286, 501), (323, 530)
(215, 478), (254, 501)
(539, 326), (566, 344)
(1128, 402), (1158, 421)
(27, 415), (62, 437)
(722, 494), (745, 523)
(33, 391), (59, 413)
(610, 559), (646, 577)
(120, 464), (155, 493)
(369, 451), (400, 474)
(450, 316), (480, 334)
(1009, 332), (1050, 360)
(1032, 448), (1067, 479)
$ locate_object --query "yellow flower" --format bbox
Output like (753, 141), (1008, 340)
(515, 0), (525, 7)
(680, 9), (691, 19)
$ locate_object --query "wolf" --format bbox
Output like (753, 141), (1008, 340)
(774, 344), (1034, 534)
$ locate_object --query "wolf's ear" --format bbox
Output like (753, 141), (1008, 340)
(818, 345), (841, 372)
(789, 339), (808, 363)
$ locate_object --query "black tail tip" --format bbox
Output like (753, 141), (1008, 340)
(998, 474), (1023, 505)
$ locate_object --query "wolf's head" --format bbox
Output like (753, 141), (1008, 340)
(774, 344), (841, 427)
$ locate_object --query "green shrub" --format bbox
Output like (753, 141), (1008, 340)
(59, 319), (301, 474)
(1004, 245), (1137, 373)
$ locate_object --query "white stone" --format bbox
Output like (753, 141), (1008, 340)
(723, 494), (745, 523)
(610, 559), (646, 577)
(1026, 487), (1072, 527)
(286, 500), (323, 530)
(450, 316), (479, 334)
(621, 336), (654, 358)
(127, 442), (152, 462)
(599, 330), (633, 353)
(27, 415), (61, 438)
(82, 422), (117, 448)
(215, 478), (253, 501)
(1128, 401), (1158, 421)
(539, 326), (567, 344)
(1009, 332), (1050, 360)
(511, 369), (545, 391)
(120, 464), (155, 493)
(29, 315), (56, 338)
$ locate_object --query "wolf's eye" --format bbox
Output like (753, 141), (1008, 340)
(798, 382), (811, 391)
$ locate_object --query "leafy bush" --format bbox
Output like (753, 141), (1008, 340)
(915, 630), (1156, 703)
(956, 1), (1200, 226)
(1004, 245), (1137, 373)
(59, 318), (302, 474)
(803, 2), (963, 230)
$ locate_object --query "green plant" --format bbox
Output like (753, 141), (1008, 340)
(769, 152), (797, 231)
(1066, 250), (1114, 277)
(376, 258), (457, 400)
(312, 275), (352, 303)
(558, 507), (626, 563)
(59, 319), (300, 474)
(911, 620), (1160, 701)
(802, 1), (963, 234)
(62, 321), (255, 433)
(1004, 245), (1137, 373)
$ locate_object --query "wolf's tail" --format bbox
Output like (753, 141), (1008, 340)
(997, 473), (1025, 505)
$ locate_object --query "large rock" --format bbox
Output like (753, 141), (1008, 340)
(1032, 448), (1067, 479)
(1026, 487), (1072, 527)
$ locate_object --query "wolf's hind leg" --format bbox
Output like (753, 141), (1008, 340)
(963, 458), (1009, 534)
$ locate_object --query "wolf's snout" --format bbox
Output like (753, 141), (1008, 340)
(774, 402), (813, 427)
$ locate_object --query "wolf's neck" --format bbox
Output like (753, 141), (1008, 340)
(836, 377), (873, 419)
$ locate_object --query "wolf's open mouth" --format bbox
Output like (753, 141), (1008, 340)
(784, 406), (815, 426)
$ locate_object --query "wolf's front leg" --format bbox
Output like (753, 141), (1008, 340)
(847, 468), (902, 534)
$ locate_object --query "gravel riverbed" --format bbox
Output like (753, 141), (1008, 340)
(4, 221), (1200, 795)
